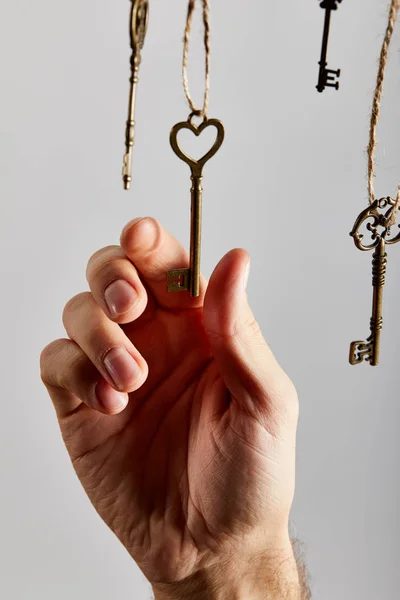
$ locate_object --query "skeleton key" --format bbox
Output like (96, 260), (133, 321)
(349, 197), (400, 366)
(316, 0), (342, 93)
(167, 114), (225, 297)
(122, 0), (149, 190)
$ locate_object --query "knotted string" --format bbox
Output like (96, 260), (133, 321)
(182, 0), (210, 118)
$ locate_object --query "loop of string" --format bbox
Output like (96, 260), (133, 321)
(182, 0), (210, 119)
(368, 0), (400, 226)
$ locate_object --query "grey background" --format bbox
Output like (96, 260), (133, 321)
(1, 0), (400, 598)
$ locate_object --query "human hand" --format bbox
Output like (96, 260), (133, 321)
(40, 217), (305, 599)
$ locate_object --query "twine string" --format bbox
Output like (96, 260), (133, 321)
(182, 0), (210, 118)
(368, 0), (400, 226)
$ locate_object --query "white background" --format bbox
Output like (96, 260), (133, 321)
(1, 0), (400, 598)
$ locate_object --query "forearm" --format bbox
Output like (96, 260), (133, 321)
(152, 540), (310, 600)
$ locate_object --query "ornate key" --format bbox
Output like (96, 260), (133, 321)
(167, 113), (225, 298)
(349, 197), (400, 366)
(316, 0), (342, 93)
(122, 0), (149, 190)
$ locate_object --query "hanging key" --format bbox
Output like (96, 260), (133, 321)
(167, 113), (225, 298)
(349, 197), (400, 366)
(316, 0), (342, 93)
(122, 0), (149, 190)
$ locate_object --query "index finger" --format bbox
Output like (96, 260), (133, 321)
(120, 217), (207, 309)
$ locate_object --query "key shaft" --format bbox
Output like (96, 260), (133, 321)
(122, 0), (149, 190)
(189, 175), (203, 297)
(316, 6), (332, 92)
(166, 172), (203, 297)
(369, 238), (386, 364)
(123, 53), (141, 190)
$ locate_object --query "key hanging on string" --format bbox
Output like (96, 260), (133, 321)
(316, 0), (342, 93)
(122, 0), (149, 190)
(349, 0), (400, 366)
(167, 0), (225, 298)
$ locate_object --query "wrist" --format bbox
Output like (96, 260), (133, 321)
(152, 537), (304, 600)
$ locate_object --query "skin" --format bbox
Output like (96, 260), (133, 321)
(40, 217), (305, 599)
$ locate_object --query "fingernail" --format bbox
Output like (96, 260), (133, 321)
(94, 379), (128, 413)
(243, 260), (251, 290)
(104, 280), (138, 316)
(103, 347), (141, 390)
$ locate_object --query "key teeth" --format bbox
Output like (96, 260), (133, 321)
(349, 340), (372, 365)
(167, 268), (190, 292)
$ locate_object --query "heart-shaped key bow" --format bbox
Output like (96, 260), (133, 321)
(170, 117), (225, 177)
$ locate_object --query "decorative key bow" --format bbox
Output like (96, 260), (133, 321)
(349, 197), (400, 366)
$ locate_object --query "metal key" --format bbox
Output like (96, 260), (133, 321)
(167, 114), (225, 297)
(122, 0), (149, 190)
(349, 198), (400, 366)
(316, 0), (342, 93)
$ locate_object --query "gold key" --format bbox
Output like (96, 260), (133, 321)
(122, 0), (149, 190)
(349, 197), (400, 366)
(167, 113), (225, 297)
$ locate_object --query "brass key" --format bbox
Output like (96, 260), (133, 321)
(349, 197), (400, 365)
(122, 0), (149, 190)
(167, 114), (225, 297)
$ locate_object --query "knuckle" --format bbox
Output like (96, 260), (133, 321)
(87, 245), (122, 267)
(86, 246), (125, 282)
(62, 292), (92, 325)
(58, 351), (89, 391)
(39, 339), (65, 385)
(90, 261), (129, 292)
(40, 339), (93, 392)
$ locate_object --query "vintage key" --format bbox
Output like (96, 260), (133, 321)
(349, 197), (400, 366)
(167, 114), (225, 297)
(316, 0), (342, 93)
(122, 0), (149, 190)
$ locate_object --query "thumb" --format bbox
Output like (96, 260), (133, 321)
(203, 249), (296, 424)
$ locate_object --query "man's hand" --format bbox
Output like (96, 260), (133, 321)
(40, 217), (307, 599)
